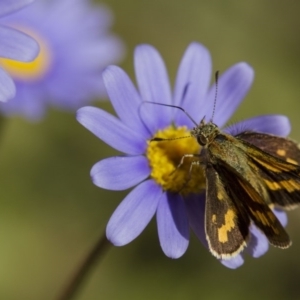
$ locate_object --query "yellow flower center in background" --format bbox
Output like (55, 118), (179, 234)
(0, 26), (51, 81)
(147, 125), (206, 195)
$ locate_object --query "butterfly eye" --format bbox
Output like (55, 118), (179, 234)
(197, 135), (208, 146)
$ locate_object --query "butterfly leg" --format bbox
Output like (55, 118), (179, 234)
(175, 154), (202, 191)
(177, 153), (201, 170)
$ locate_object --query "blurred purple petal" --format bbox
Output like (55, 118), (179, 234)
(173, 42), (212, 127)
(157, 192), (189, 258)
(91, 156), (150, 191)
(0, 81), (45, 116)
(0, 67), (15, 102)
(134, 44), (173, 133)
(185, 193), (207, 246)
(246, 225), (269, 258)
(274, 209), (288, 227)
(0, 0), (34, 17)
(221, 255), (244, 269)
(77, 106), (146, 155)
(106, 180), (161, 245)
(103, 66), (150, 137)
(224, 115), (291, 137)
(0, 25), (39, 61)
(205, 63), (254, 127)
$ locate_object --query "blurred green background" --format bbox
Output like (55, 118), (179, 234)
(1, 0), (300, 299)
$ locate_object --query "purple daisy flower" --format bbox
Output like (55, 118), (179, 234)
(0, 0), (39, 102)
(0, 0), (124, 119)
(77, 42), (290, 269)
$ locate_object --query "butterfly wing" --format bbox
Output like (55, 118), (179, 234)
(236, 132), (300, 164)
(235, 175), (291, 249)
(213, 164), (291, 250)
(236, 132), (300, 209)
(205, 164), (250, 259)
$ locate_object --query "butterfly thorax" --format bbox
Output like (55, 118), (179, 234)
(191, 119), (220, 147)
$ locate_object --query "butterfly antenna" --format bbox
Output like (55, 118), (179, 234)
(151, 135), (191, 142)
(182, 82), (190, 102)
(142, 101), (198, 127)
(210, 70), (219, 122)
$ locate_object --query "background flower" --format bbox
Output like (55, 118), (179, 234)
(0, 0), (124, 119)
(77, 42), (291, 269)
(0, 0), (39, 102)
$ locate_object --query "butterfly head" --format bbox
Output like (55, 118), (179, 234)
(191, 117), (220, 146)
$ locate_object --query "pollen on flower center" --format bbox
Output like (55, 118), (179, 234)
(0, 26), (51, 81)
(146, 125), (206, 195)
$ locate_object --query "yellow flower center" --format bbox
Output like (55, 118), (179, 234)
(0, 26), (51, 81)
(147, 125), (206, 195)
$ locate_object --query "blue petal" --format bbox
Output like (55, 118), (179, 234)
(0, 0), (34, 17)
(157, 192), (189, 258)
(185, 193), (207, 246)
(246, 225), (269, 258)
(0, 25), (39, 61)
(205, 63), (254, 127)
(221, 255), (244, 269)
(0, 67), (15, 102)
(77, 106), (146, 155)
(91, 155), (150, 191)
(173, 42), (212, 127)
(224, 115), (291, 137)
(134, 44), (173, 133)
(103, 66), (150, 137)
(273, 209), (288, 227)
(106, 180), (161, 245)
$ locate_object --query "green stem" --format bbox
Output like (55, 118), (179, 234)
(57, 232), (111, 300)
(0, 115), (7, 140)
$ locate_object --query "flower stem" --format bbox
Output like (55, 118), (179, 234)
(57, 232), (111, 300)
(0, 115), (6, 141)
